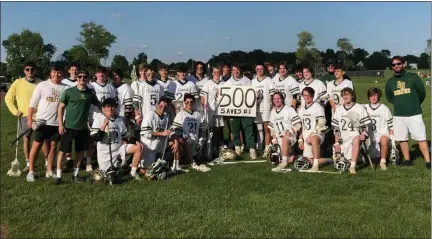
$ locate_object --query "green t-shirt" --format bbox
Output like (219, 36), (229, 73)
(60, 86), (99, 130)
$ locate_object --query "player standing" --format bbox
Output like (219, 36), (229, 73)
(298, 66), (327, 109)
(326, 64), (353, 114)
(157, 64), (176, 123)
(187, 61), (208, 119)
(110, 69), (133, 128)
(171, 65), (198, 113)
(131, 63), (148, 136)
(271, 61), (300, 109)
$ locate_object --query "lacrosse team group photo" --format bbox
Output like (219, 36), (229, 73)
(1, 1), (431, 238)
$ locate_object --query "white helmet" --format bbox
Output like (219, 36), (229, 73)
(334, 155), (350, 172)
(294, 156), (310, 170)
(219, 148), (237, 161)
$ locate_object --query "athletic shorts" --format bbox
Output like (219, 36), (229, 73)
(98, 144), (132, 172)
(368, 134), (390, 158)
(210, 116), (224, 127)
(393, 115), (427, 141)
(254, 111), (270, 123)
(60, 128), (90, 153)
(19, 117), (32, 137)
(302, 133), (324, 159)
(139, 142), (163, 168)
(277, 132), (297, 147)
(34, 125), (59, 143)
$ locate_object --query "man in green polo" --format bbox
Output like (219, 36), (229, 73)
(385, 56), (430, 170)
(55, 70), (100, 184)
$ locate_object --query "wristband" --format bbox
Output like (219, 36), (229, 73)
(298, 139), (303, 142)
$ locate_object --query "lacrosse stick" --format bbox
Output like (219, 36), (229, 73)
(347, 111), (374, 171)
(298, 169), (341, 175)
(205, 107), (213, 160)
(9, 119), (46, 147)
(7, 118), (22, 177)
(106, 123), (118, 185)
(390, 137), (400, 165)
(157, 113), (170, 163)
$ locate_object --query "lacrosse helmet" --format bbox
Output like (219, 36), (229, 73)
(267, 143), (282, 165)
(334, 155), (350, 172)
(150, 159), (169, 174)
(90, 169), (108, 184)
(294, 156), (310, 170)
(219, 148), (237, 161)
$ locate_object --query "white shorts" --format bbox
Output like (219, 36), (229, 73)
(139, 142), (164, 168)
(210, 116), (224, 127)
(255, 110), (270, 123)
(277, 133), (297, 147)
(303, 134), (324, 159)
(393, 115), (427, 141)
(368, 133), (389, 158)
(97, 144), (132, 171)
(341, 139), (354, 161)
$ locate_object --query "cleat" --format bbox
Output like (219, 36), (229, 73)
(26, 172), (35, 182)
(349, 168), (357, 175)
(54, 177), (62, 185)
(22, 166), (29, 173)
(45, 171), (56, 178)
(250, 148), (257, 160)
(380, 162), (387, 171)
(86, 165), (93, 173)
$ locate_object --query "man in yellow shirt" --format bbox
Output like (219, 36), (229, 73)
(5, 62), (48, 171)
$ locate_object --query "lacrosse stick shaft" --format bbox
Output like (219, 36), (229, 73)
(9, 127), (31, 147)
(159, 114), (170, 161)
(107, 123), (114, 168)
(15, 117), (20, 158)
(205, 107), (212, 159)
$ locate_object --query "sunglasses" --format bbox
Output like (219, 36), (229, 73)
(392, 62), (402, 67)
(78, 75), (88, 79)
(25, 68), (34, 72)
(327, 64), (334, 67)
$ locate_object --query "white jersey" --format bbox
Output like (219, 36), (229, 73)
(187, 74), (208, 85)
(268, 105), (301, 136)
(363, 103), (393, 137)
(140, 111), (169, 151)
(157, 78), (176, 100)
(271, 75), (300, 106)
(224, 76), (252, 86)
(298, 102), (326, 139)
(299, 79), (328, 108)
(252, 76), (275, 112)
(133, 80), (164, 117)
(172, 79), (198, 103)
(171, 109), (203, 141)
(91, 113), (129, 156)
(61, 78), (78, 87)
(331, 103), (372, 141)
(130, 79), (146, 97)
(200, 79), (225, 112)
(29, 80), (69, 126)
(112, 83), (133, 117)
(326, 79), (353, 107)
(193, 77), (209, 114)
(88, 82), (118, 119)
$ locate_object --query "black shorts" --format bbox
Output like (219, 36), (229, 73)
(33, 125), (59, 142)
(60, 128), (89, 153)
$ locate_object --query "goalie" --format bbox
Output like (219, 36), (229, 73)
(268, 92), (302, 172)
(90, 98), (144, 181)
(297, 87), (332, 171)
(331, 88), (372, 175)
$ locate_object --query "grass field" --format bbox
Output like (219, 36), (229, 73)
(1, 77), (431, 238)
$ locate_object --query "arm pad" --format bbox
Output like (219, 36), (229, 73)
(292, 122), (302, 133)
(92, 130), (105, 142)
(316, 118), (327, 128)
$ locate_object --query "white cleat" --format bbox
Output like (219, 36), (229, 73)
(45, 171), (56, 178)
(86, 165), (93, 173)
(235, 146), (242, 156)
(310, 164), (319, 172)
(262, 146), (270, 158)
(26, 172), (35, 182)
(349, 168), (357, 175)
(380, 162), (387, 171)
(271, 160), (288, 172)
(250, 148), (257, 160)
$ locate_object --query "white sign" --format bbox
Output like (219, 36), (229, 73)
(217, 86), (257, 117)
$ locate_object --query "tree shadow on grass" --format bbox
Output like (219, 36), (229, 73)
(410, 140), (431, 162)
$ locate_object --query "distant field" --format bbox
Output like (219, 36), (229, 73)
(0, 77), (430, 238)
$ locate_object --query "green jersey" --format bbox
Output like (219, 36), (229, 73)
(60, 86), (100, 130)
(385, 71), (426, 117)
(320, 72), (336, 85)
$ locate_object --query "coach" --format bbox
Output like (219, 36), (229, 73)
(385, 56), (430, 170)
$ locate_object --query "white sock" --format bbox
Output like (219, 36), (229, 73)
(380, 158), (386, 163)
(173, 160), (179, 169)
(45, 159), (48, 166)
(282, 156), (288, 163)
(73, 168), (79, 177)
(265, 145), (270, 151)
(86, 157), (91, 165)
(57, 169), (62, 178)
(350, 161), (356, 169)
(313, 158), (319, 166)
(26, 159), (29, 167)
(131, 167), (137, 175)
(28, 170), (34, 174)
(66, 157), (72, 161)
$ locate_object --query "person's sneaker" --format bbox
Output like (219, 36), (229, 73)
(86, 165), (93, 173)
(72, 176), (85, 183)
(235, 146), (242, 156)
(271, 161), (288, 172)
(262, 145), (271, 158)
(26, 172), (35, 182)
(131, 173), (142, 180)
(22, 165), (29, 173)
(250, 148), (257, 160)
(310, 164), (319, 172)
(156, 171), (167, 181)
(349, 168), (357, 175)
(54, 177), (62, 185)
(45, 171), (56, 178)
(426, 162), (431, 171)
(400, 160), (413, 166)
(172, 165), (189, 173)
(380, 162), (387, 170)
(65, 159), (74, 171)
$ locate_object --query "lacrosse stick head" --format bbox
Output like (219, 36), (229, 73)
(131, 65), (138, 82)
(173, 102), (183, 114)
(31, 119), (47, 131)
(294, 156), (310, 170)
(334, 155), (350, 172)
(346, 111), (360, 129)
(7, 159), (21, 177)
(390, 140), (400, 165)
(219, 148), (237, 161)
(267, 143), (282, 165)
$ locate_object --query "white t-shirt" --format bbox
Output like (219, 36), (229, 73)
(112, 83), (133, 117)
(326, 79), (353, 107)
(271, 75), (300, 106)
(172, 79), (198, 103)
(133, 80), (165, 117)
(363, 103), (393, 137)
(61, 78), (78, 87)
(29, 80), (69, 126)
(171, 109), (203, 141)
(200, 79), (225, 112)
(88, 82), (118, 120)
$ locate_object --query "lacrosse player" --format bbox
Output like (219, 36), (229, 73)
(171, 94), (210, 172)
(252, 63), (275, 157)
(139, 97), (171, 171)
(269, 92), (302, 172)
(133, 66), (165, 136)
(271, 61), (300, 109)
(331, 87), (371, 175)
(224, 64), (257, 159)
(221, 63), (231, 82)
(26, 66), (69, 182)
(131, 63), (148, 136)
(110, 69), (133, 127)
(265, 61), (279, 79)
(56, 71), (100, 184)
(187, 61), (208, 120)
(364, 87), (394, 170)
(157, 64), (176, 123)
(91, 98), (144, 180)
(200, 66), (226, 153)
(294, 64), (304, 84)
(171, 65), (198, 114)
(385, 56), (430, 170)
(299, 66), (328, 109)
(326, 64), (354, 113)
(297, 87), (331, 171)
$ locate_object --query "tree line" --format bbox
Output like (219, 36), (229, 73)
(1, 22), (431, 80)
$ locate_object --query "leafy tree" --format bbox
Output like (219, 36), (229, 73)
(322, 48), (337, 64)
(418, 53), (430, 69)
(403, 54), (419, 64)
(295, 31), (322, 65)
(364, 51), (390, 70)
(336, 38), (354, 66)
(425, 39), (431, 66)
(2, 29), (56, 78)
(77, 21), (117, 65)
(0, 62), (8, 79)
(131, 52), (148, 67)
(352, 48), (369, 64)
(380, 49), (391, 58)
(111, 55), (129, 75)
(149, 58), (164, 71)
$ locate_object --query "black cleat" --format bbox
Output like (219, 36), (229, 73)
(400, 160), (413, 166)
(426, 162), (431, 171)
(54, 177), (62, 185)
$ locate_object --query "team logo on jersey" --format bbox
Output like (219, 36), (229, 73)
(80, 93), (86, 100)
(46, 88), (61, 103)
(394, 81), (411, 95)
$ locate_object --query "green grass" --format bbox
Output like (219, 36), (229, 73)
(1, 78), (431, 238)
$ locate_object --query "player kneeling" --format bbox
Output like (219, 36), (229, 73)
(364, 87), (394, 170)
(331, 88), (371, 175)
(90, 98), (144, 182)
(268, 92), (302, 172)
(297, 87), (331, 171)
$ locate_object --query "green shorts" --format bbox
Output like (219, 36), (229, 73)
(33, 125), (59, 143)
(60, 128), (89, 153)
